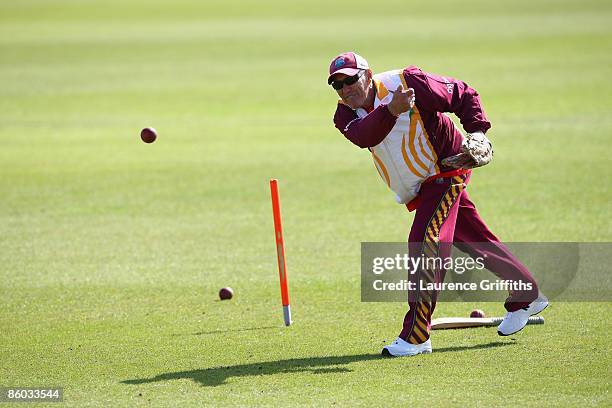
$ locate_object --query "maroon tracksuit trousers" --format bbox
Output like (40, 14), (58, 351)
(399, 172), (539, 344)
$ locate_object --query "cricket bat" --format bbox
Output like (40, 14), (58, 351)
(431, 316), (544, 330)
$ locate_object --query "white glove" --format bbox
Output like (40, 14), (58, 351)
(441, 131), (493, 169)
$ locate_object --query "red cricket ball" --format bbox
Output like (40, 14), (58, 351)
(140, 127), (157, 143)
(219, 287), (234, 300)
(470, 309), (485, 318)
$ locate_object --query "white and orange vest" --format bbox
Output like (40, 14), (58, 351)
(354, 70), (440, 204)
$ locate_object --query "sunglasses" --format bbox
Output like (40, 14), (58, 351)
(330, 70), (364, 90)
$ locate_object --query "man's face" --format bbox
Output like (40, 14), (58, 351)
(331, 70), (371, 109)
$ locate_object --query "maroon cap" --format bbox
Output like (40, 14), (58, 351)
(327, 52), (369, 84)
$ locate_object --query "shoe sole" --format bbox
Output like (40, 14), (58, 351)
(381, 348), (432, 357)
(497, 301), (549, 336)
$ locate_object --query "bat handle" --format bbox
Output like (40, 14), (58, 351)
(491, 316), (545, 325)
(527, 316), (545, 325)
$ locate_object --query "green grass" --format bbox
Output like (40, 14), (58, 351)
(1, 0), (611, 406)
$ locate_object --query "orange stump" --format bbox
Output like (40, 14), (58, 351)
(270, 179), (292, 326)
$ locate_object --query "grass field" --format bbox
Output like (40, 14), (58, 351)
(1, 0), (611, 406)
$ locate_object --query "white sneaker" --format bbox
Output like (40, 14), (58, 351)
(382, 337), (432, 357)
(498, 293), (549, 336)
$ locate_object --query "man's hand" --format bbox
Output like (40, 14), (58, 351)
(388, 85), (415, 117)
(441, 131), (493, 169)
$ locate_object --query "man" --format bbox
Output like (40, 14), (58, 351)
(327, 52), (548, 357)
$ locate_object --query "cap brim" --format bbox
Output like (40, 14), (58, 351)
(327, 68), (360, 84)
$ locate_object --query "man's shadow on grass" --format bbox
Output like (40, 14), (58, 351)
(172, 326), (280, 337)
(122, 341), (512, 387)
